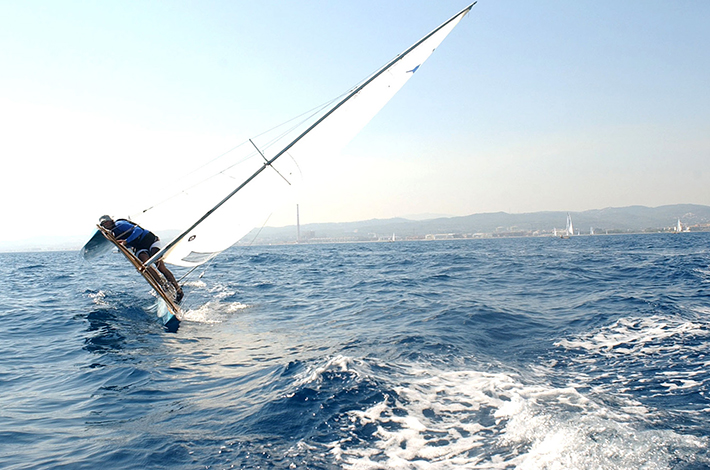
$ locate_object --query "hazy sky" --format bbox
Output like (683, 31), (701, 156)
(1, 0), (709, 245)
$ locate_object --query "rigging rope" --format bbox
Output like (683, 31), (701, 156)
(132, 95), (344, 220)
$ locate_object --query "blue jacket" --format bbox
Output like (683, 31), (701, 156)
(112, 220), (148, 248)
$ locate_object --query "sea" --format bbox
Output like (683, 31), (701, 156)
(1, 233), (709, 469)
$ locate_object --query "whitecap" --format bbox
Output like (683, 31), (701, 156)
(88, 290), (109, 306)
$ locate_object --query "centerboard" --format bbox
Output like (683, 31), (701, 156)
(92, 225), (181, 331)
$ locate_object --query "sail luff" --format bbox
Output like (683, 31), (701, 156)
(145, 3), (475, 268)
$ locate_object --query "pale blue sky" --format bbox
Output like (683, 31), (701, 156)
(1, 1), (708, 246)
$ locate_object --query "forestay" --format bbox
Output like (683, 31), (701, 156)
(137, 4), (474, 268)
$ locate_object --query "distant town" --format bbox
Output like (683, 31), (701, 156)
(241, 204), (710, 246)
(244, 223), (710, 246)
(296, 224), (708, 243)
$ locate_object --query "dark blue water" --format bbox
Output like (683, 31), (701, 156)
(1, 234), (709, 469)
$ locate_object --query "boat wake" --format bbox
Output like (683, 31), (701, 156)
(181, 300), (250, 323)
(287, 356), (708, 469)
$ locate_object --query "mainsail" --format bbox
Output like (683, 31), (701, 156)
(566, 213), (574, 237)
(139, 3), (475, 268)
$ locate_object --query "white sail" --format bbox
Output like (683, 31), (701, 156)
(676, 219), (682, 233)
(137, 4), (474, 268)
(566, 213), (574, 237)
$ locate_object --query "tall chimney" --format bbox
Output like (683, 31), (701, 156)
(296, 204), (301, 243)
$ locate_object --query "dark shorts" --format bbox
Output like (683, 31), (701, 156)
(133, 232), (161, 257)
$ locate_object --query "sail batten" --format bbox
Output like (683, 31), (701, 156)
(143, 3), (475, 268)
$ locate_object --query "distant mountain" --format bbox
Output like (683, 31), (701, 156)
(401, 213), (453, 221)
(245, 204), (710, 244)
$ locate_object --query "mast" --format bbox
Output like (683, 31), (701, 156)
(144, 3), (476, 268)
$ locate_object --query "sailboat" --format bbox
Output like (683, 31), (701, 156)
(676, 218), (683, 233)
(561, 213), (574, 238)
(81, 4), (476, 328)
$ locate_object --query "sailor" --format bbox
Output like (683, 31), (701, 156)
(99, 215), (183, 302)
